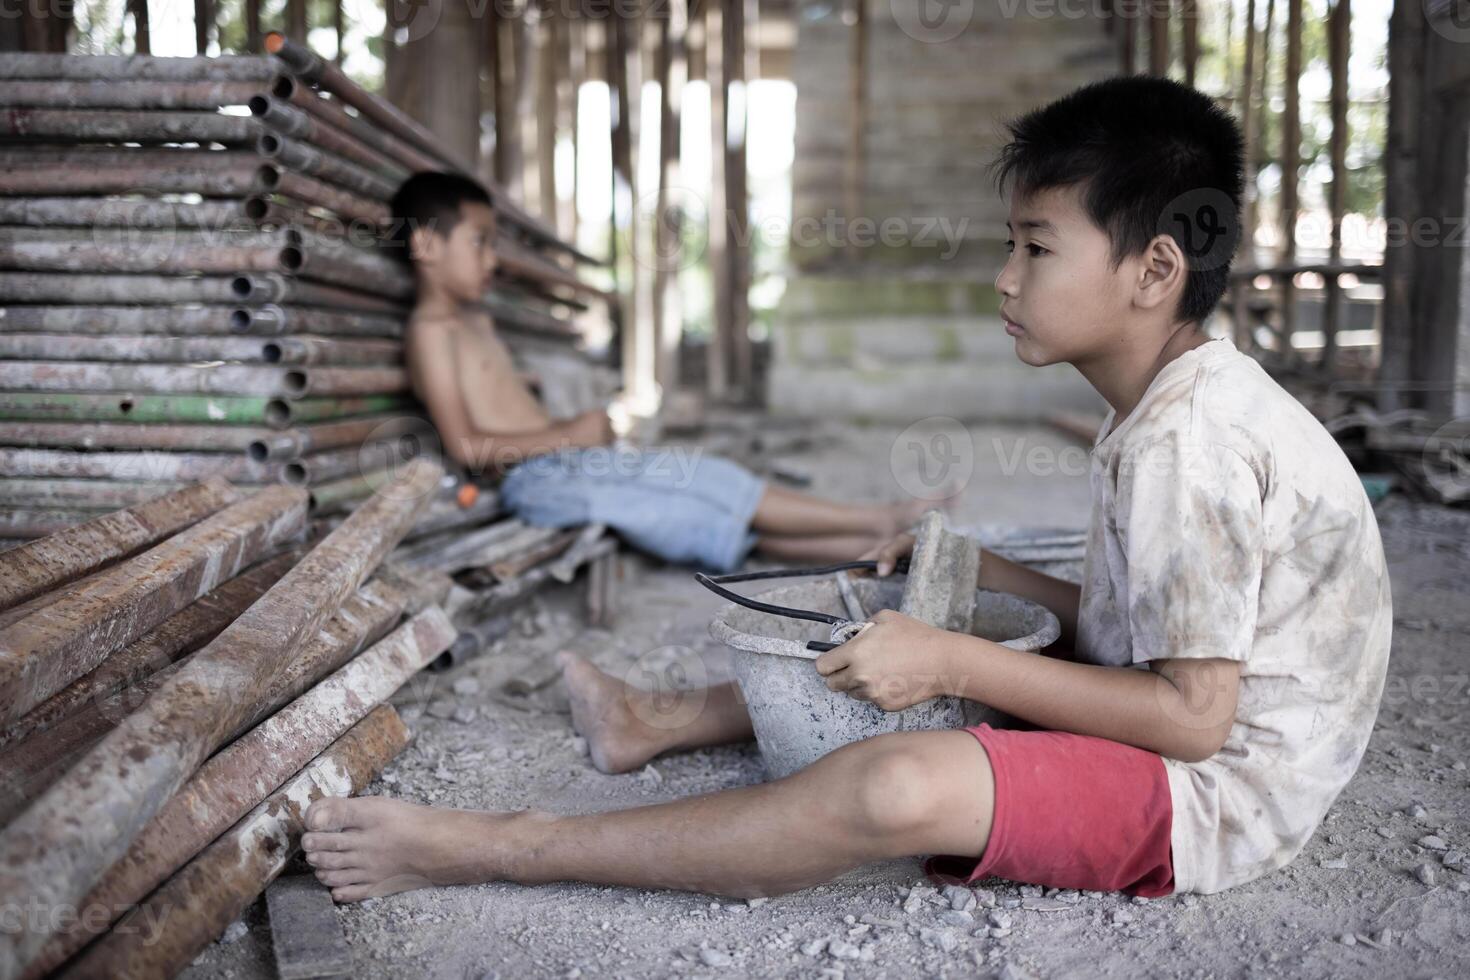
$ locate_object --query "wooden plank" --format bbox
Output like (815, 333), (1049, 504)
(267, 876), (353, 979)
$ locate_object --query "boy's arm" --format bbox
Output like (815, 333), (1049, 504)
(817, 614), (1240, 763)
(408, 321), (608, 469)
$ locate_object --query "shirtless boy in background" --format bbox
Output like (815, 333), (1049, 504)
(391, 172), (932, 571)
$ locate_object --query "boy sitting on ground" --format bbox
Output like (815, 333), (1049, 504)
(389, 171), (929, 571)
(305, 77), (1391, 901)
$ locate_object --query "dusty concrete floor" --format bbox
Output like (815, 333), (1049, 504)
(187, 419), (1470, 979)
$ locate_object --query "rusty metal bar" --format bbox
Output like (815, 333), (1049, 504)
(265, 33), (596, 265)
(0, 549), (303, 751)
(0, 479), (189, 510)
(55, 705), (409, 980)
(489, 527), (580, 582)
(0, 304), (242, 334)
(0, 78), (260, 109)
(304, 469), (383, 513)
(28, 610), (451, 977)
(495, 235), (613, 302)
(0, 460), (439, 977)
(0, 196), (249, 229)
(395, 517), (528, 569)
(452, 534), (617, 631)
(0, 108), (257, 143)
(274, 74), (441, 174)
(0, 239), (297, 277)
(0, 424), (264, 453)
(247, 414), (421, 461)
(0, 511), (100, 539)
(0, 155), (265, 197)
(0, 333), (400, 365)
(231, 272), (407, 315)
(275, 442), (416, 487)
(0, 361), (408, 398)
(0, 479), (239, 614)
(0, 484), (306, 727)
(261, 164), (389, 225)
(255, 130), (397, 200)
(0, 561), (438, 825)
(0, 447), (265, 482)
(282, 248), (415, 300)
(0, 53), (275, 82)
(403, 487), (501, 541)
(249, 93), (408, 181)
(229, 304), (404, 338)
(0, 391), (411, 427)
(0, 271), (245, 304)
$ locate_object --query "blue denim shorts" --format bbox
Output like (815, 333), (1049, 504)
(499, 446), (766, 573)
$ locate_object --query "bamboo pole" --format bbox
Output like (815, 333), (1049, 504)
(0, 485), (307, 727)
(56, 706), (410, 980)
(0, 460), (440, 978)
(0, 479), (240, 613)
(28, 611), (452, 978)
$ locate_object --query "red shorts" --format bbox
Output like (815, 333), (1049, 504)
(924, 724), (1175, 897)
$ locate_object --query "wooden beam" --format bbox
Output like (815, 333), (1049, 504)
(1321, 0), (1351, 374)
(246, 0), (262, 54)
(726, 0), (754, 399)
(1379, 0), (1424, 410)
(653, 0), (688, 391)
(1280, 0), (1302, 350)
(536, 3), (559, 225)
(333, 0), (344, 65)
(287, 0), (307, 44)
(193, 0), (211, 54)
(1149, 0), (1170, 76)
(130, 0), (151, 55)
(1180, 0), (1198, 87)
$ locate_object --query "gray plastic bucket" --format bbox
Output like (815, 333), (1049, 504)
(709, 577), (1061, 779)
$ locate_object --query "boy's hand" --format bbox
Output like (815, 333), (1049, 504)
(814, 609), (965, 712)
(564, 409), (615, 447)
(859, 533), (915, 577)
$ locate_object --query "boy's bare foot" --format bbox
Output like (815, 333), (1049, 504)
(302, 795), (529, 903)
(558, 650), (668, 775)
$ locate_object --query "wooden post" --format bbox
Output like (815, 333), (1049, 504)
(536, 3), (560, 224)
(609, 7), (651, 408)
(1180, 0), (1198, 88)
(194, 0), (211, 55)
(846, 0), (867, 257)
(1322, 0), (1351, 375)
(726, 0), (753, 399)
(1379, 0), (1423, 411)
(510, 0), (536, 201)
(246, 0), (262, 54)
(334, 0), (344, 64)
(566, 12), (585, 244)
(653, 0), (688, 392)
(1149, 0), (1170, 76)
(130, 0), (151, 55)
(705, 0), (731, 400)
(287, 0), (307, 44)
(1280, 0), (1302, 356)
(1232, 0), (1259, 347)
(1119, 0), (1136, 74)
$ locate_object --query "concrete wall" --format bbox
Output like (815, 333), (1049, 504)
(769, 0), (1115, 422)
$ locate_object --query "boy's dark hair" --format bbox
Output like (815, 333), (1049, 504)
(386, 171), (494, 264)
(994, 76), (1245, 323)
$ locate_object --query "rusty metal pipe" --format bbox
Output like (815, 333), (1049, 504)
(0, 485), (307, 727)
(0, 549), (303, 751)
(0, 53), (275, 82)
(0, 197), (249, 229)
(248, 94), (408, 181)
(259, 164), (389, 226)
(0, 361), (408, 399)
(0, 108), (257, 143)
(273, 74), (441, 175)
(0, 333), (400, 365)
(0, 479), (189, 510)
(229, 303), (404, 338)
(0, 392), (410, 428)
(255, 131), (397, 200)
(0, 272), (243, 304)
(231, 272), (407, 316)
(0, 79), (261, 109)
(28, 611), (450, 977)
(55, 706), (410, 980)
(0, 461), (440, 977)
(0, 479), (239, 614)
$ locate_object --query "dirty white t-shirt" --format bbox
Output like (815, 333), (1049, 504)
(1074, 337), (1393, 895)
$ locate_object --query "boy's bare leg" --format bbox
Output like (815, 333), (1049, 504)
(755, 532), (883, 564)
(751, 484), (936, 538)
(559, 652), (755, 773)
(303, 729), (994, 902)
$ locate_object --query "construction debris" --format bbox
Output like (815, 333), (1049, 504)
(265, 875), (355, 980)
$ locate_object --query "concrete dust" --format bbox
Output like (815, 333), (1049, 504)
(184, 420), (1470, 979)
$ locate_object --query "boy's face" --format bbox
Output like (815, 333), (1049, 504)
(995, 185), (1136, 368)
(413, 201), (498, 303)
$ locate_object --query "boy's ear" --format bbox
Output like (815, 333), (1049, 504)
(1134, 233), (1188, 314)
(408, 225), (441, 264)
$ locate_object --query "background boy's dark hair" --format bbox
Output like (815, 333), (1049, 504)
(994, 76), (1245, 323)
(386, 171), (494, 265)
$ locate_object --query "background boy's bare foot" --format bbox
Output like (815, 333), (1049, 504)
(558, 651), (667, 774)
(302, 796), (525, 903)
